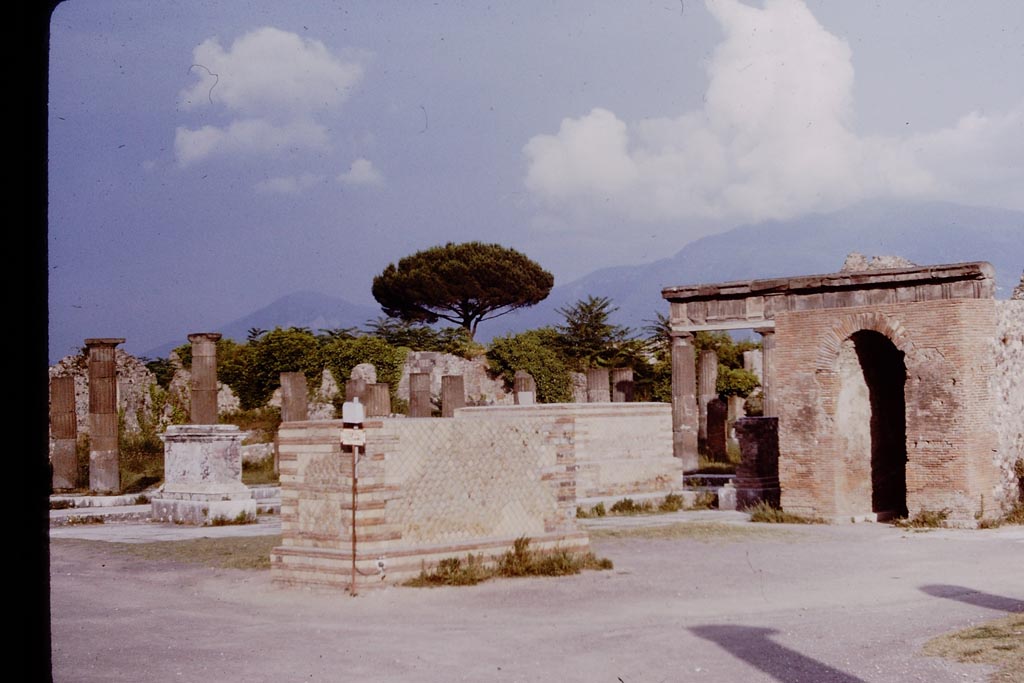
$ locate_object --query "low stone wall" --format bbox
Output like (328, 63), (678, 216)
(993, 301), (1024, 508)
(457, 403), (680, 500)
(271, 414), (586, 592)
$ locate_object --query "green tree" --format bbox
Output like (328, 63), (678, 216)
(219, 327), (322, 409)
(555, 295), (634, 370)
(371, 242), (554, 339)
(487, 328), (573, 403)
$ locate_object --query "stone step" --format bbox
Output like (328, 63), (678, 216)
(49, 486), (282, 527)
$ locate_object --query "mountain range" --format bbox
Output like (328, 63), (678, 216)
(144, 199), (1023, 356)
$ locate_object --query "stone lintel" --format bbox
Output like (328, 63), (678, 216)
(671, 320), (775, 334)
(661, 261), (994, 303)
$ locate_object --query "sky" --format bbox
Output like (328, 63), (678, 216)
(47, 0), (1024, 362)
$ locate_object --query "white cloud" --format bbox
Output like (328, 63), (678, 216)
(180, 26), (363, 118)
(175, 118), (329, 166)
(523, 0), (1024, 224)
(338, 158), (383, 186)
(175, 27), (362, 167)
(255, 173), (324, 194)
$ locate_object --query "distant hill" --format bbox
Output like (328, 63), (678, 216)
(141, 199), (1023, 356)
(484, 199), (1024, 339)
(142, 291), (380, 358)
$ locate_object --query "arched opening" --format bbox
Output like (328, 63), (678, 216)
(835, 330), (907, 519)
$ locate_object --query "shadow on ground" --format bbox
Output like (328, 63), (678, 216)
(919, 584), (1024, 613)
(690, 624), (866, 683)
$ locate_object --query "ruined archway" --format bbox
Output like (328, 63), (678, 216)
(835, 330), (907, 519)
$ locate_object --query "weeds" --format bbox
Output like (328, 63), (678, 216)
(923, 613), (1024, 683)
(65, 515), (105, 526)
(209, 511), (257, 526)
(404, 536), (612, 587)
(893, 508), (950, 529)
(578, 492), (715, 518)
(746, 501), (827, 524)
(977, 502), (1024, 529)
(242, 454), (278, 486)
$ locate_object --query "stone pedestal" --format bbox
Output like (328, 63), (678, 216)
(50, 375), (78, 490)
(733, 417), (780, 509)
(85, 338), (124, 493)
(151, 425), (255, 525)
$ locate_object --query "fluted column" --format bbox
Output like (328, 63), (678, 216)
(188, 333), (221, 424)
(85, 338), (124, 493)
(671, 332), (699, 471)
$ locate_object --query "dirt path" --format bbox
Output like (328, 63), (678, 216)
(50, 522), (1023, 682)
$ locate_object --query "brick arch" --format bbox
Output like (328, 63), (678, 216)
(813, 312), (915, 372)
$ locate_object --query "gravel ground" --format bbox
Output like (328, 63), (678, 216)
(49, 516), (1023, 682)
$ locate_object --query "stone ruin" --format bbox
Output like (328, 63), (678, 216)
(663, 259), (1023, 526)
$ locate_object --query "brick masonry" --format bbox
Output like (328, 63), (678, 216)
(774, 299), (1004, 525)
(271, 412), (589, 592)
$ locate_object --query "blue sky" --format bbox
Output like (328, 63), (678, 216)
(48, 1), (1024, 361)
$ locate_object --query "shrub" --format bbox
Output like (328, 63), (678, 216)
(893, 508), (950, 529)
(746, 500), (826, 524)
(322, 335), (407, 404)
(487, 328), (572, 403)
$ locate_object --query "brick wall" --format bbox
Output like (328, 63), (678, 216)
(458, 403), (680, 500)
(774, 299), (1002, 526)
(272, 413), (587, 592)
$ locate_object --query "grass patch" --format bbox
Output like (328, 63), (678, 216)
(577, 493), (713, 518)
(404, 536), (612, 587)
(242, 454), (278, 486)
(222, 407), (281, 444)
(64, 515), (105, 526)
(54, 535), (282, 570)
(745, 500), (827, 524)
(209, 511), (257, 526)
(923, 613), (1024, 683)
(589, 521), (795, 542)
(893, 508), (950, 529)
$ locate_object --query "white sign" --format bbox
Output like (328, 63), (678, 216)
(341, 428), (366, 446)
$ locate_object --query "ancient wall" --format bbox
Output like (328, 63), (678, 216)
(48, 350), (156, 437)
(272, 414), (586, 591)
(992, 300), (1024, 507)
(457, 403), (679, 500)
(774, 299), (1002, 525)
(395, 352), (513, 408)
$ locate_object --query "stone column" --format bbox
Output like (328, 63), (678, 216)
(698, 349), (718, 452)
(365, 383), (392, 417)
(188, 333), (221, 424)
(756, 329), (777, 418)
(513, 370), (536, 405)
(586, 368), (610, 403)
(670, 332), (699, 471)
(706, 398), (728, 462)
(409, 372), (432, 417)
(50, 376), (78, 490)
(441, 375), (466, 417)
(85, 338), (124, 493)
(280, 372), (308, 422)
(611, 368), (634, 402)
